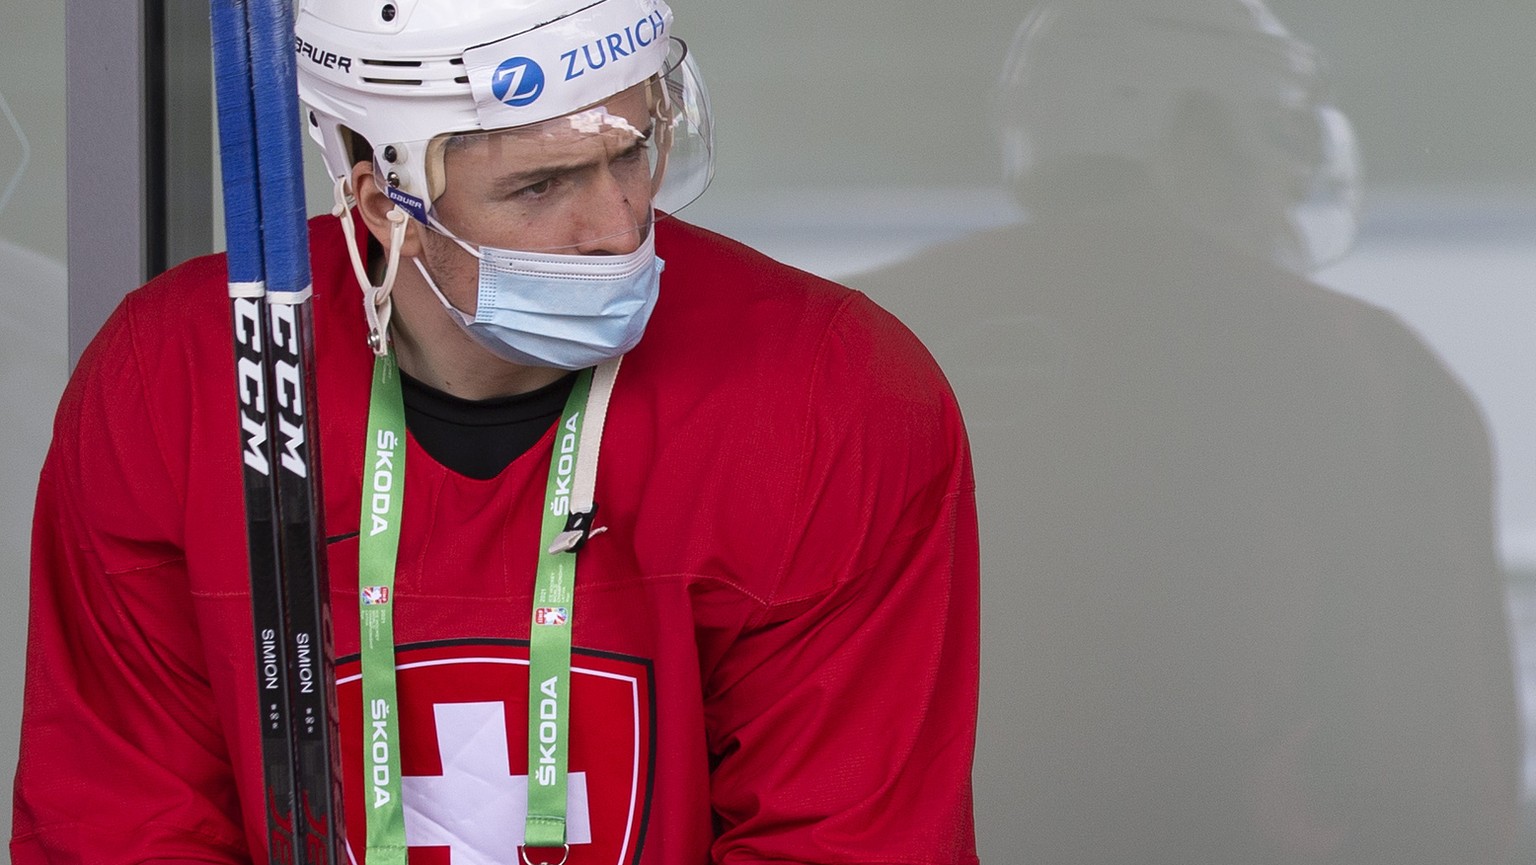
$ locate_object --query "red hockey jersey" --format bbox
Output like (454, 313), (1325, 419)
(14, 216), (980, 865)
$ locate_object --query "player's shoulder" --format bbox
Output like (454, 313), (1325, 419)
(644, 219), (963, 467)
(120, 214), (355, 327)
(653, 217), (851, 313)
(65, 215), (359, 429)
(650, 218), (947, 389)
(83, 217), (355, 386)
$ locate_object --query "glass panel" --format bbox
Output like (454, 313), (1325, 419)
(259, 1), (1530, 860)
(673, 1), (1533, 862)
(0, 0), (68, 841)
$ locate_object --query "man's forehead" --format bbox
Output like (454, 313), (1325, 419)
(450, 83), (652, 152)
(425, 80), (658, 201)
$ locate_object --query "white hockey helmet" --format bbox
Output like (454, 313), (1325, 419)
(294, 0), (713, 241)
(995, 0), (1360, 272)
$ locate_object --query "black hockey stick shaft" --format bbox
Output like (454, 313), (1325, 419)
(211, 1), (300, 862)
(245, 0), (345, 863)
(213, 0), (344, 863)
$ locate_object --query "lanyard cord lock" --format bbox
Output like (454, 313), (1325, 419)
(548, 504), (606, 555)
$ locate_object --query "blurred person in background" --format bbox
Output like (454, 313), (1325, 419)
(853, 1), (1520, 862)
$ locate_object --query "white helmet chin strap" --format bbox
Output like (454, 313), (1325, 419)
(333, 174), (409, 357)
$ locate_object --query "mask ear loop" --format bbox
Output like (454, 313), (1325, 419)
(408, 208), (486, 326)
(333, 174), (409, 356)
(424, 213), (485, 260)
(410, 257), (475, 327)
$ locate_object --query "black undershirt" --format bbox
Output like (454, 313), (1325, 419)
(400, 370), (578, 480)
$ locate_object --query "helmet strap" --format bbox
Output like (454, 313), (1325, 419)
(333, 174), (409, 356)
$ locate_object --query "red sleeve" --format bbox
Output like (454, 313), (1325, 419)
(705, 294), (980, 865)
(11, 296), (249, 864)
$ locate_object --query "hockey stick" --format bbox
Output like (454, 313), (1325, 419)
(246, 0), (345, 861)
(213, 1), (344, 863)
(211, 1), (299, 862)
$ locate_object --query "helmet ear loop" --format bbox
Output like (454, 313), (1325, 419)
(332, 173), (409, 356)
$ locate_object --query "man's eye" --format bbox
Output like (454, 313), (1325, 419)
(515, 177), (555, 198)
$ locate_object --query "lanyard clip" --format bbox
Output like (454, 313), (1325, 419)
(548, 504), (604, 555)
(520, 844), (570, 865)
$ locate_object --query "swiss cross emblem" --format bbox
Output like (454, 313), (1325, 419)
(336, 641), (655, 865)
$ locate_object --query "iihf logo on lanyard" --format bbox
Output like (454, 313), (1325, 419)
(534, 607), (569, 627)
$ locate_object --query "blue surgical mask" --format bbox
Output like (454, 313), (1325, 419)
(413, 230), (664, 370)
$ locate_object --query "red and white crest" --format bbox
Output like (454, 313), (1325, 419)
(336, 641), (655, 865)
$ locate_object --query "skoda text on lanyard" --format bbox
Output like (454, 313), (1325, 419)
(358, 352), (615, 865)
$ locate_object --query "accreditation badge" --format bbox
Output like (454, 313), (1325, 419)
(335, 641), (655, 865)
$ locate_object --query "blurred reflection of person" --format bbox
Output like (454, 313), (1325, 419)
(0, 238), (65, 576)
(851, 1), (1521, 863)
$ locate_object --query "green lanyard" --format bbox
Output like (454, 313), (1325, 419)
(358, 352), (605, 865)
(359, 353), (407, 865)
(524, 366), (595, 858)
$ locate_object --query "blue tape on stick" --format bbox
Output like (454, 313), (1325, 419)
(212, 0), (265, 290)
(246, 0), (313, 301)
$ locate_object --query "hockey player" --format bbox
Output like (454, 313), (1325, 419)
(12, 2), (980, 864)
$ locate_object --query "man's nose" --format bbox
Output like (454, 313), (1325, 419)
(571, 164), (646, 255)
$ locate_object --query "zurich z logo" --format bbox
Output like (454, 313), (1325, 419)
(491, 57), (545, 107)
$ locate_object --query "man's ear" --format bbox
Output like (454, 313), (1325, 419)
(350, 160), (424, 259)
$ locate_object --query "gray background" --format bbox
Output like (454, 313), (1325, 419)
(4, 1), (1536, 862)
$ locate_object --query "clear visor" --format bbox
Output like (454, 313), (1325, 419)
(406, 39), (712, 255)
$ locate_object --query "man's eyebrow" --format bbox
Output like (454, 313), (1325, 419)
(484, 124), (653, 193)
(487, 158), (601, 193)
(609, 130), (650, 160)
